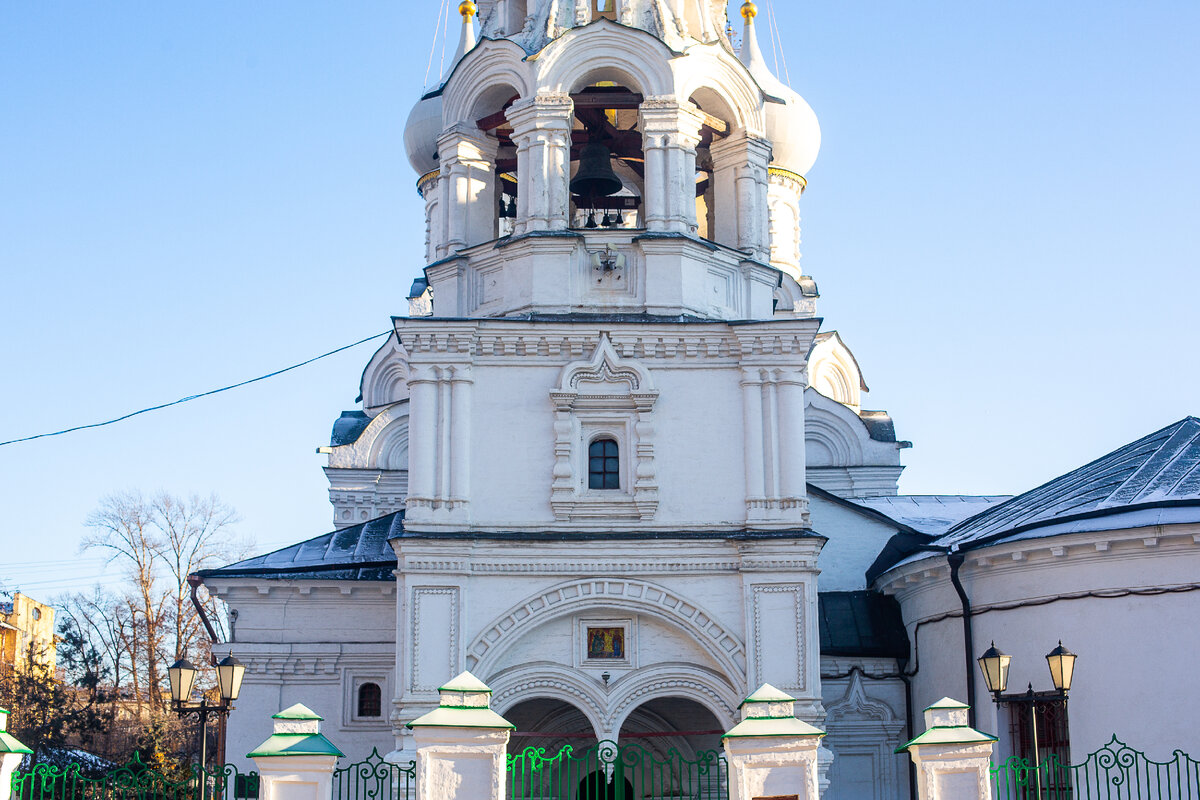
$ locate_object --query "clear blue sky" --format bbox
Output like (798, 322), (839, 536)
(2, 1), (1197, 595)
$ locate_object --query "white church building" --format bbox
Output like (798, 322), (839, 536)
(198, 2), (1200, 798)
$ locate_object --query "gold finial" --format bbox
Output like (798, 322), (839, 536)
(458, 0), (477, 20)
(740, 1), (757, 22)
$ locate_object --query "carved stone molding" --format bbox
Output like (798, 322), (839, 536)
(466, 577), (746, 678)
(549, 335), (659, 522)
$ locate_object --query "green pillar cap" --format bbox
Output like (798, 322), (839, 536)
(248, 704), (344, 759)
(0, 709), (33, 755)
(895, 697), (996, 754)
(723, 683), (824, 739)
(408, 671), (515, 730)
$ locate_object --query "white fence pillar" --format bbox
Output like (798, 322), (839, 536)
(897, 697), (997, 800)
(248, 704), (344, 800)
(0, 708), (33, 800)
(722, 684), (825, 800)
(407, 671), (514, 800)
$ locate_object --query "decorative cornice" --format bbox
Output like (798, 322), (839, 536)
(768, 166), (807, 193)
(416, 169), (440, 197)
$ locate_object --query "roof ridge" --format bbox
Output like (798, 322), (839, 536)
(942, 417), (1200, 549)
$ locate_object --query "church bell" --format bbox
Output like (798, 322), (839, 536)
(570, 140), (623, 200)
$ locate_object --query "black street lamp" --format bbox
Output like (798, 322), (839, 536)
(978, 641), (1077, 798)
(167, 654), (245, 787)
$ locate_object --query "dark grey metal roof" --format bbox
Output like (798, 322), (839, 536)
(858, 411), (897, 443)
(936, 416), (1200, 551)
(198, 512), (403, 580)
(330, 410), (371, 447)
(818, 591), (909, 659)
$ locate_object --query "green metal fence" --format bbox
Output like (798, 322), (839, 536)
(331, 748), (415, 800)
(992, 735), (1200, 799)
(11, 753), (257, 800)
(506, 740), (728, 800)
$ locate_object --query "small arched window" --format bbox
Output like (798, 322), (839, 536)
(588, 438), (620, 490)
(357, 682), (382, 718)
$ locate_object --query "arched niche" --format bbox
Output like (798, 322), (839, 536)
(673, 46), (766, 134)
(617, 694), (728, 761)
(535, 21), (676, 98)
(441, 39), (531, 125)
(808, 331), (866, 413)
(359, 333), (410, 415)
(466, 578), (746, 680)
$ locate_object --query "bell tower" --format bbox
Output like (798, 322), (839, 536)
(379, 0), (830, 764)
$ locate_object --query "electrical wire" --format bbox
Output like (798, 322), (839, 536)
(424, 0), (450, 91)
(0, 330), (392, 449)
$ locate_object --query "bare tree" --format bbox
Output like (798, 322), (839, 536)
(81, 491), (240, 712)
(150, 493), (239, 664)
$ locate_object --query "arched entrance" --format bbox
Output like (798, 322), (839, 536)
(618, 696), (726, 760)
(505, 696), (598, 758)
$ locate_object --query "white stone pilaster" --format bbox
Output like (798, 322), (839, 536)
(640, 97), (705, 234)
(448, 364), (473, 505)
(406, 365), (439, 516)
(777, 367), (808, 503)
(506, 93), (574, 235)
(740, 367), (766, 512)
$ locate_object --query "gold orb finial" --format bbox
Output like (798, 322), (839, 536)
(459, 0), (477, 20)
(740, 1), (757, 22)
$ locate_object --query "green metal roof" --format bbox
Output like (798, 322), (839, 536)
(896, 725), (997, 753)
(723, 717), (825, 739)
(247, 732), (345, 759)
(439, 672), (493, 693)
(738, 684), (794, 707)
(407, 707), (515, 730)
(924, 697), (970, 711)
(273, 704), (323, 720)
(0, 731), (33, 755)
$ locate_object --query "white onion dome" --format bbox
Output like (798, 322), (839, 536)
(404, 93), (443, 176)
(738, 2), (820, 177)
(403, 2), (479, 177)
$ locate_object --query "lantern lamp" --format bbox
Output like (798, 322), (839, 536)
(216, 655), (246, 702)
(1045, 641), (1077, 693)
(167, 658), (199, 704)
(977, 642), (1011, 695)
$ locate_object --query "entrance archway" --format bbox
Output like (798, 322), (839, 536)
(505, 696), (597, 758)
(618, 695), (725, 760)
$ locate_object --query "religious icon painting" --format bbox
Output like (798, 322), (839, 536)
(586, 626), (625, 659)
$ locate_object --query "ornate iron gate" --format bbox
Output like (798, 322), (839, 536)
(10, 753), (257, 800)
(331, 748), (415, 800)
(991, 735), (1200, 799)
(506, 741), (728, 800)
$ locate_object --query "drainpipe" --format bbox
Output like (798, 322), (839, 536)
(947, 551), (977, 728)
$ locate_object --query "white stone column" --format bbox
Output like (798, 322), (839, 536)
(437, 123), (500, 252)
(723, 685), (825, 800)
(898, 698), (997, 800)
(506, 93), (574, 235)
(710, 131), (772, 261)
(0, 708), (32, 800)
(408, 672), (514, 800)
(249, 704), (344, 800)
(639, 97), (705, 234)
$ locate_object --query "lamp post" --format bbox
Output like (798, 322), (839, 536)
(978, 641), (1077, 798)
(167, 655), (246, 794)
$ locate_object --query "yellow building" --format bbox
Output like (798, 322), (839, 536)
(0, 593), (56, 673)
